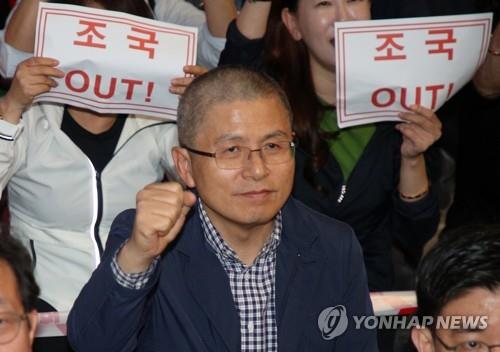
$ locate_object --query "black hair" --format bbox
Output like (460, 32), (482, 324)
(263, 0), (372, 194)
(474, 0), (500, 26)
(263, 0), (332, 193)
(0, 232), (39, 312)
(415, 225), (500, 326)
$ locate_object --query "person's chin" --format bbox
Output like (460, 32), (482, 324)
(237, 211), (278, 228)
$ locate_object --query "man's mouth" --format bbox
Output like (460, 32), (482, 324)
(238, 189), (275, 198)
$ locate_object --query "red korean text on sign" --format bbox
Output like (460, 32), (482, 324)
(425, 29), (457, 60)
(127, 27), (159, 59)
(374, 33), (407, 61)
(73, 20), (107, 49)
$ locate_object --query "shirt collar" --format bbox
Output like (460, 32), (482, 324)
(198, 199), (282, 267)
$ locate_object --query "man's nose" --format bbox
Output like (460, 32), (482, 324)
(241, 150), (270, 180)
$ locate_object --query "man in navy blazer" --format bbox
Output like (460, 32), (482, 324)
(67, 66), (377, 351)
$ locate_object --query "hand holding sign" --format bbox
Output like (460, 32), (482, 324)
(473, 22), (500, 98)
(335, 13), (493, 128)
(33, 3), (198, 119)
(396, 105), (442, 160)
(2, 57), (64, 124)
(169, 65), (208, 96)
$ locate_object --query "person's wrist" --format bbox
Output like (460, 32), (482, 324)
(0, 96), (23, 124)
(488, 46), (500, 56)
(118, 239), (155, 274)
(400, 153), (424, 166)
(488, 32), (500, 56)
(399, 186), (429, 202)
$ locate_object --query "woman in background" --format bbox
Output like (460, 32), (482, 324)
(0, 1), (204, 350)
(219, 0), (441, 292)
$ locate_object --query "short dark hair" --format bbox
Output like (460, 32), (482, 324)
(177, 65), (293, 146)
(415, 225), (500, 326)
(0, 233), (39, 312)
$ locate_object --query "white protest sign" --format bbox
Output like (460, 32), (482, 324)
(36, 311), (68, 338)
(33, 3), (197, 119)
(335, 13), (492, 128)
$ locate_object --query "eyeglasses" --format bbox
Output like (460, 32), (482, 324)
(0, 312), (29, 345)
(435, 333), (500, 352)
(182, 141), (295, 170)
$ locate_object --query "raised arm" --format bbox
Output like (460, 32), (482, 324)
(396, 105), (441, 204)
(473, 23), (500, 99)
(4, 0), (42, 53)
(204, 0), (237, 39)
(118, 182), (195, 273)
(218, 0), (272, 67)
(388, 105), (441, 254)
(154, 0), (235, 68)
(0, 56), (62, 124)
(68, 182), (196, 351)
(0, 57), (63, 190)
(236, 0), (272, 39)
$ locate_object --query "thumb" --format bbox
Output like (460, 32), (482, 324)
(178, 190), (197, 218)
(183, 190), (197, 208)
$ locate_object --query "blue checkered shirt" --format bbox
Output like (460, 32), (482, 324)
(111, 202), (281, 351)
(111, 240), (159, 290)
(199, 202), (281, 352)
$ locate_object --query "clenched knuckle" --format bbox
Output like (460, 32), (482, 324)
(171, 182), (183, 193)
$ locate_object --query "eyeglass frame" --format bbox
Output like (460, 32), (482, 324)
(0, 312), (30, 345)
(181, 140), (296, 170)
(434, 332), (500, 351)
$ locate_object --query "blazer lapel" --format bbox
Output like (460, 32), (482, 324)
(177, 209), (241, 352)
(175, 199), (325, 352)
(275, 199), (326, 351)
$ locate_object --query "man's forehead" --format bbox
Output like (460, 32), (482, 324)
(443, 288), (500, 313)
(440, 288), (500, 334)
(214, 130), (291, 143)
(209, 95), (287, 114)
(202, 98), (290, 129)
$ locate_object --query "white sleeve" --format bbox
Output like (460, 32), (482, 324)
(0, 1), (32, 78)
(197, 23), (226, 68)
(154, 0), (205, 27)
(154, 0), (224, 68)
(0, 118), (26, 190)
(0, 30), (31, 78)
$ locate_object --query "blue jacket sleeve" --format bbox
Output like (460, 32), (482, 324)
(218, 19), (266, 69)
(390, 141), (440, 258)
(67, 209), (160, 352)
(335, 228), (379, 351)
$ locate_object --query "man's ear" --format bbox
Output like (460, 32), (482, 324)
(27, 310), (38, 345)
(411, 327), (435, 352)
(281, 8), (302, 41)
(172, 147), (195, 188)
